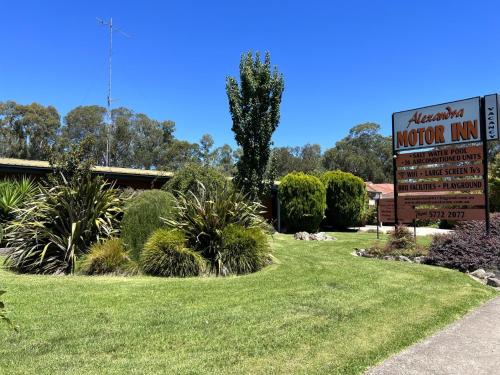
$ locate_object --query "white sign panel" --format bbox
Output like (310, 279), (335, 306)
(393, 97), (481, 151)
(484, 94), (499, 141)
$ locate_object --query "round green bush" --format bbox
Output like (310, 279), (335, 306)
(79, 238), (135, 275)
(141, 229), (204, 277)
(220, 224), (269, 275)
(163, 163), (229, 197)
(121, 189), (176, 261)
(278, 172), (326, 232)
(321, 171), (367, 228)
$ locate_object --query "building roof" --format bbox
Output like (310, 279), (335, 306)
(0, 157), (173, 178)
(365, 182), (394, 195)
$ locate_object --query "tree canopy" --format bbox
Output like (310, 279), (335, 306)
(323, 123), (392, 182)
(226, 51), (285, 198)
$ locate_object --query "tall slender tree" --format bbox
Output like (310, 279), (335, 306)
(226, 51), (284, 198)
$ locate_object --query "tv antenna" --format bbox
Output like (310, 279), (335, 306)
(97, 17), (130, 166)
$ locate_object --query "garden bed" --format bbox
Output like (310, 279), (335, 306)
(1, 232), (496, 374)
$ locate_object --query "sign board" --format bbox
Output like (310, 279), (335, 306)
(484, 94), (499, 140)
(397, 179), (483, 193)
(396, 146), (483, 167)
(398, 194), (485, 207)
(378, 199), (414, 223)
(413, 208), (485, 221)
(391, 96), (493, 230)
(396, 164), (483, 180)
(393, 97), (481, 151)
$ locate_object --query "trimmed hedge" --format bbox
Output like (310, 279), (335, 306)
(424, 214), (500, 272)
(163, 163), (229, 197)
(121, 189), (176, 261)
(141, 229), (204, 277)
(278, 172), (326, 232)
(220, 224), (269, 275)
(321, 171), (367, 228)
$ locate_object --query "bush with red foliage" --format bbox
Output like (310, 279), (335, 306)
(424, 214), (500, 272)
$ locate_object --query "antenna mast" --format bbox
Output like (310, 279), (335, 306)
(97, 17), (130, 166)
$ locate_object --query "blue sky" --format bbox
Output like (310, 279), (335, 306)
(2, 1), (500, 150)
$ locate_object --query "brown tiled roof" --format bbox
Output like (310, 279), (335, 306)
(365, 182), (394, 195)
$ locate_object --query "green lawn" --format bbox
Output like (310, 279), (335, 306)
(0, 232), (497, 374)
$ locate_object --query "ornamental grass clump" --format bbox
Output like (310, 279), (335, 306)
(79, 238), (136, 275)
(141, 229), (204, 277)
(164, 181), (269, 275)
(219, 224), (269, 275)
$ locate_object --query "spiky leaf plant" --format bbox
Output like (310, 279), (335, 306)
(4, 176), (122, 274)
(164, 182), (268, 274)
(0, 177), (37, 223)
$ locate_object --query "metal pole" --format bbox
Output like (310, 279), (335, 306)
(480, 97), (491, 235)
(392, 113), (399, 229)
(376, 197), (380, 239)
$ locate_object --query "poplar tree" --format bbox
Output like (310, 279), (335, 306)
(226, 51), (284, 198)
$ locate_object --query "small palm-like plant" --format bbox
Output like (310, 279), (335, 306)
(5, 176), (122, 274)
(164, 182), (268, 274)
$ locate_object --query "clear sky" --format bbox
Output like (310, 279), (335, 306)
(2, 0), (500, 150)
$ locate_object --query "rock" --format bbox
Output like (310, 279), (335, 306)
(485, 272), (496, 279)
(309, 232), (336, 241)
(413, 256), (423, 264)
(398, 255), (411, 262)
(383, 255), (395, 261)
(294, 232), (310, 241)
(294, 232), (336, 241)
(471, 269), (488, 279)
(486, 278), (500, 288)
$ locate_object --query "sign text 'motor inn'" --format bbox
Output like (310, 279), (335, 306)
(393, 97), (481, 151)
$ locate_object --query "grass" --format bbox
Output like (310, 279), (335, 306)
(0, 232), (497, 374)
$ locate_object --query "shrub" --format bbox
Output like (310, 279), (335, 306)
(121, 189), (176, 260)
(490, 177), (500, 212)
(0, 177), (37, 223)
(79, 238), (135, 275)
(220, 224), (270, 275)
(364, 205), (378, 225)
(4, 176), (122, 274)
(141, 229), (204, 277)
(366, 225), (427, 258)
(387, 225), (415, 251)
(321, 171), (367, 228)
(278, 172), (326, 232)
(163, 163), (229, 197)
(424, 214), (500, 272)
(164, 181), (267, 274)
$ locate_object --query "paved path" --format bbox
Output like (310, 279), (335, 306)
(366, 296), (500, 375)
(356, 225), (452, 236)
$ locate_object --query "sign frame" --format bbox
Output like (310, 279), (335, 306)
(391, 95), (492, 234)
